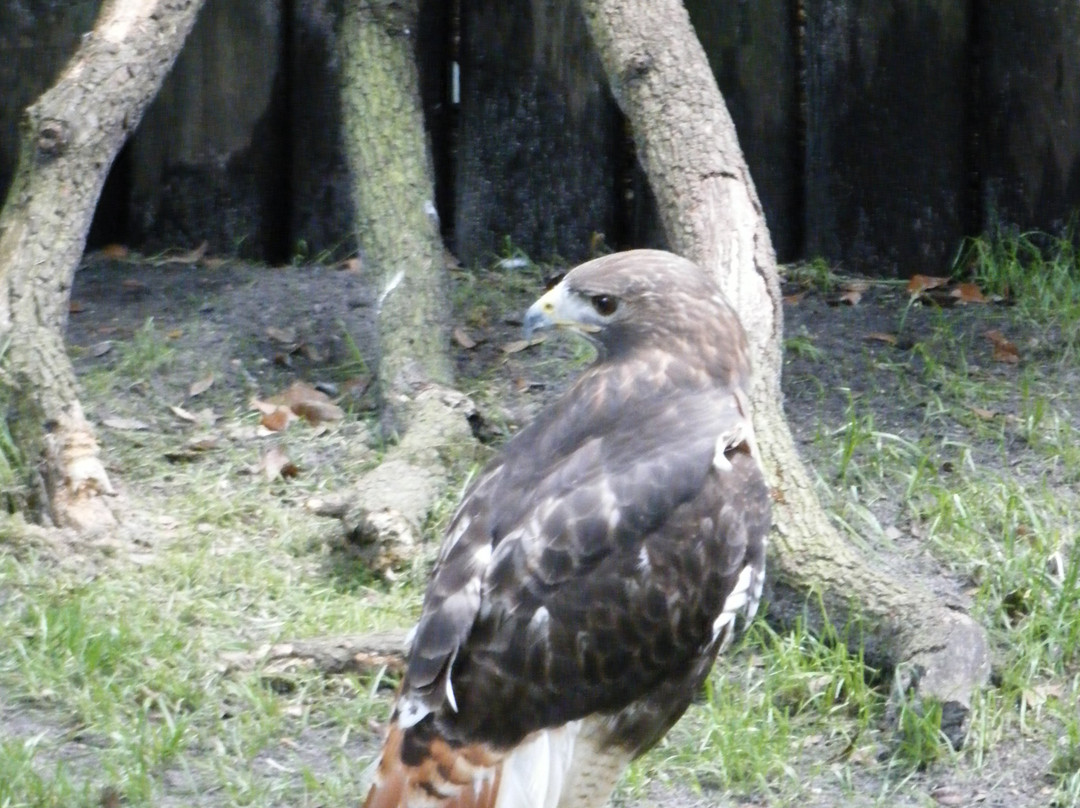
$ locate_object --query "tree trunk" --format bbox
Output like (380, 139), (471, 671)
(580, 0), (989, 743)
(0, 0), (205, 530)
(340, 0), (453, 435)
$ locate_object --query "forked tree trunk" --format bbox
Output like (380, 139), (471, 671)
(581, 0), (989, 741)
(340, 0), (453, 436)
(0, 0), (206, 530)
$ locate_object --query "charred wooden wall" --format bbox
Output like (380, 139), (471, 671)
(0, 2), (105, 210)
(978, 2), (1080, 232)
(2, 0), (1080, 274)
(803, 0), (973, 275)
(686, 0), (801, 262)
(454, 0), (623, 265)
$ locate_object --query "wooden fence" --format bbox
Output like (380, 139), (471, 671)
(2, 0), (1079, 276)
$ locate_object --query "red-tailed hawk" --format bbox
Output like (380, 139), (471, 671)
(363, 250), (770, 808)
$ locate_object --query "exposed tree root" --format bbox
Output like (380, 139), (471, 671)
(221, 631), (409, 679)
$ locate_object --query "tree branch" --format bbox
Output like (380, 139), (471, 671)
(580, 0), (989, 745)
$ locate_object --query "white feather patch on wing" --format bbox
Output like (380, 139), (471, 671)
(494, 721), (582, 808)
(714, 389), (762, 474)
(396, 693), (430, 729)
(711, 562), (762, 648)
(528, 605), (551, 637)
(637, 546), (651, 573)
(445, 669), (459, 712)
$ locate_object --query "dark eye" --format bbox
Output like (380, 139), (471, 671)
(590, 294), (618, 316)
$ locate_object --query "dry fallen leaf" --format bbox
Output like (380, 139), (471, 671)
(259, 446), (299, 481)
(969, 406), (998, 421)
(453, 327), (477, 349)
(1021, 686), (1049, 711)
(259, 406), (296, 432)
(100, 244), (129, 260)
(291, 398), (343, 425)
(985, 330), (1020, 364)
(69, 300), (86, 314)
(184, 434), (220, 452)
(907, 274), (949, 295)
(169, 405), (215, 426)
(250, 398), (280, 416)
(189, 373), (215, 397)
(839, 281), (869, 306)
(782, 290), (807, 305)
(103, 416), (150, 431)
(164, 434), (221, 462)
(930, 786), (968, 807)
(951, 282), (988, 304)
(169, 404), (198, 422)
(993, 345), (1020, 364)
(270, 381), (345, 425)
(502, 335), (547, 354)
(166, 328), (183, 339)
(174, 241), (208, 265)
(121, 278), (146, 291)
(864, 332), (898, 345)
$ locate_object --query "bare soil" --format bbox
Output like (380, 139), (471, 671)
(4, 253), (1073, 807)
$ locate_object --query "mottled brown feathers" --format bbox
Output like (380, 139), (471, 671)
(361, 250), (770, 808)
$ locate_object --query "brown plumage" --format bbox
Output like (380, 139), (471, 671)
(362, 250), (771, 808)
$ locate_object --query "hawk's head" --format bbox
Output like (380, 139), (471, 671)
(523, 249), (752, 384)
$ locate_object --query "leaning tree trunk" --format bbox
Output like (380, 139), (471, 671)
(581, 0), (989, 742)
(340, 0), (453, 436)
(0, 0), (206, 531)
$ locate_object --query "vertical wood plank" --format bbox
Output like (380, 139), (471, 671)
(978, 1), (1080, 232)
(804, 1), (972, 276)
(685, 0), (801, 262)
(454, 0), (622, 265)
(127, 0), (288, 259)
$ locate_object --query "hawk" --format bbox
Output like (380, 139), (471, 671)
(363, 249), (771, 808)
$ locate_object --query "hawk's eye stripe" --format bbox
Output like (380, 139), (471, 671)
(590, 294), (618, 316)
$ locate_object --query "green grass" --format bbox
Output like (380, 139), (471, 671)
(771, 239), (1080, 803)
(958, 228), (1080, 357)
(0, 410), (409, 806)
(4, 243), (1080, 806)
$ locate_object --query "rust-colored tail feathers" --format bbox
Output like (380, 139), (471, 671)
(362, 718), (624, 808)
(362, 722), (501, 808)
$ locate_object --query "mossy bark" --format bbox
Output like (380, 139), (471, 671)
(0, 0), (205, 530)
(339, 0), (452, 435)
(581, 0), (988, 743)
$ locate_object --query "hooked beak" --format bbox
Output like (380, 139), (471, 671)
(522, 282), (601, 339)
(522, 285), (560, 338)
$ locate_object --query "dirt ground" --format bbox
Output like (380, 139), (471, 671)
(13, 252), (1075, 807)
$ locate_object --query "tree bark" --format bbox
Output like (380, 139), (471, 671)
(0, 0), (206, 530)
(340, 0), (453, 435)
(580, 0), (989, 743)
